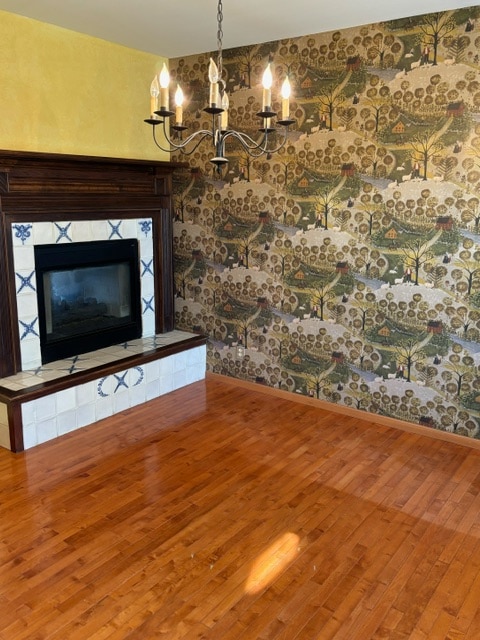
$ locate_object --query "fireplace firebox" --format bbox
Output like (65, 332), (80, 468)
(35, 239), (142, 364)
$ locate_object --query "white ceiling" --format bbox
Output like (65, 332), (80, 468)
(0, 0), (475, 58)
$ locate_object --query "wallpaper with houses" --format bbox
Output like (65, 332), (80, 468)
(169, 6), (480, 439)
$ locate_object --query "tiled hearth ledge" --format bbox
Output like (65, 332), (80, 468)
(0, 330), (206, 452)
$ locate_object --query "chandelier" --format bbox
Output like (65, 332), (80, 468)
(144, 0), (295, 171)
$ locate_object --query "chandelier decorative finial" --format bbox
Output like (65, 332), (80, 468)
(144, 0), (295, 171)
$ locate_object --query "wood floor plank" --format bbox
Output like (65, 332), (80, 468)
(1, 377), (480, 639)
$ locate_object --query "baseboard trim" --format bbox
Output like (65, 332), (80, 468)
(207, 372), (480, 451)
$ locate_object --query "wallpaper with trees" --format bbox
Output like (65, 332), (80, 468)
(170, 6), (480, 439)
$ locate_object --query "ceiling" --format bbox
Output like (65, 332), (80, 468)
(0, 0), (475, 58)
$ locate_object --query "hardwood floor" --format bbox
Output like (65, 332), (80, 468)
(1, 376), (480, 639)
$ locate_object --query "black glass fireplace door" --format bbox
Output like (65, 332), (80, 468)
(35, 239), (142, 364)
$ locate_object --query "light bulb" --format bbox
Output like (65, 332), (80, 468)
(150, 76), (159, 115)
(159, 63), (170, 89)
(221, 92), (229, 130)
(208, 58), (219, 83)
(175, 84), (184, 107)
(281, 76), (291, 99)
(262, 64), (273, 111)
(262, 64), (273, 90)
(159, 63), (170, 111)
(150, 76), (160, 98)
(209, 58), (219, 107)
(175, 85), (184, 125)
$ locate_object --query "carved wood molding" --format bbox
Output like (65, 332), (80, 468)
(0, 171), (8, 193)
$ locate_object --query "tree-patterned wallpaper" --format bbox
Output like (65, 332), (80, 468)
(170, 6), (480, 439)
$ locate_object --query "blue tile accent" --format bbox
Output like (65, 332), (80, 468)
(113, 371), (129, 392)
(141, 259), (154, 277)
(108, 220), (123, 239)
(16, 271), (36, 293)
(142, 296), (154, 314)
(98, 377), (109, 398)
(54, 222), (72, 243)
(19, 318), (39, 340)
(13, 224), (33, 245)
(97, 367), (144, 397)
(139, 220), (152, 237)
(133, 367), (144, 386)
(57, 356), (86, 375)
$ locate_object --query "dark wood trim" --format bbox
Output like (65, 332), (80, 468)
(0, 149), (185, 195)
(154, 206), (175, 332)
(0, 150), (185, 377)
(7, 402), (23, 454)
(0, 209), (16, 376)
(1, 195), (169, 216)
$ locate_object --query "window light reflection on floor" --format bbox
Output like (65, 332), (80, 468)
(245, 532), (300, 595)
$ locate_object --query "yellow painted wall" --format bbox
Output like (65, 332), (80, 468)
(0, 10), (168, 160)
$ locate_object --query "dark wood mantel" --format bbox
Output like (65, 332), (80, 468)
(0, 150), (184, 378)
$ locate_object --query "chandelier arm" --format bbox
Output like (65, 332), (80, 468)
(223, 127), (290, 156)
(221, 129), (267, 151)
(153, 123), (214, 153)
(151, 125), (172, 153)
(254, 127), (291, 155)
(175, 132), (215, 156)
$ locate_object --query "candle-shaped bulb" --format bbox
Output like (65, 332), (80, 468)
(150, 76), (160, 115)
(209, 57), (219, 107)
(262, 64), (273, 90)
(159, 63), (170, 88)
(221, 92), (229, 130)
(281, 76), (291, 120)
(175, 84), (184, 106)
(209, 58), (219, 83)
(175, 84), (184, 125)
(262, 64), (273, 111)
(159, 63), (170, 110)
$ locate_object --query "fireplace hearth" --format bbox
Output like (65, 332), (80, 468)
(35, 239), (142, 363)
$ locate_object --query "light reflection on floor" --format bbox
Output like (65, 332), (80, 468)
(245, 532), (300, 595)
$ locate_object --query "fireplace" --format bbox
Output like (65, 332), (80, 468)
(0, 152), (206, 453)
(0, 151), (178, 381)
(35, 239), (142, 363)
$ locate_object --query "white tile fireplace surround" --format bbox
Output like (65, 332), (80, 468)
(12, 217), (156, 370)
(0, 217), (206, 451)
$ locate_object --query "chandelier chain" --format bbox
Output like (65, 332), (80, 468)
(217, 0), (223, 83)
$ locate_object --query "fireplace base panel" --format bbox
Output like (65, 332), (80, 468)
(0, 331), (206, 452)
